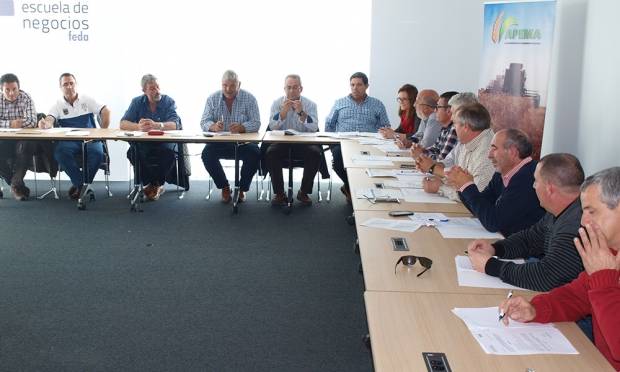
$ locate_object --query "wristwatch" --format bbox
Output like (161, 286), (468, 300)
(297, 110), (305, 116)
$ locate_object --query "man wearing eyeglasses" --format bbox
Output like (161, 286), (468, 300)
(325, 72), (390, 202)
(410, 91), (459, 162)
(499, 167), (620, 370)
(395, 89), (441, 149)
(265, 74), (320, 206)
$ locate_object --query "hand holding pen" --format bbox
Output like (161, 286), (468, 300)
(499, 293), (536, 326)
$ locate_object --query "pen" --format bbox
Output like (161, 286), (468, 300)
(498, 290), (514, 321)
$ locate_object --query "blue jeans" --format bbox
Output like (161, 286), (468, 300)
(55, 140), (104, 187)
(201, 142), (260, 192)
(127, 142), (176, 186)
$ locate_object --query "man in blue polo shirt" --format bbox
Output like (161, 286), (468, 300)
(120, 74), (181, 201)
(39, 73), (110, 199)
(325, 72), (390, 202)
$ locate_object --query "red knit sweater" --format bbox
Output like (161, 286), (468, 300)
(531, 267), (620, 370)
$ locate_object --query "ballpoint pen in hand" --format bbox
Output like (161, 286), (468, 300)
(498, 290), (514, 321)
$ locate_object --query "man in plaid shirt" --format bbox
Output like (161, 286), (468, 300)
(0, 73), (37, 200)
(410, 91), (459, 161)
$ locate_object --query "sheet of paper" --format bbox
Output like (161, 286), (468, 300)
(408, 212), (450, 226)
(452, 306), (578, 355)
(65, 130), (90, 136)
(373, 143), (400, 152)
(401, 188), (457, 204)
(365, 168), (398, 178)
(44, 127), (72, 133)
(0, 128), (21, 132)
(118, 131), (146, 137)
(167, 130), (200, 137)
(383, 180), (422, 189)
(435, 217), (503, 239)
(358, 138), (390, 145)
(351, 155), (396, 162)
(455, 255), (527, 290)
(355, 188), (403, 199)
(360, 218), (423, 233)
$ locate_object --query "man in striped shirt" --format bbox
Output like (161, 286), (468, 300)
(200, 70), (261, 203)
(467, 153), (585, 292)
(0, 73), (37, 200)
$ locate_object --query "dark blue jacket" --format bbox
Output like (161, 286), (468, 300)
(458, 160), (545, 237)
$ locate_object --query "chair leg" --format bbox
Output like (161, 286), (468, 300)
(175, 155), (185, 200)
(105, 171), (113, 197)
(317, 172), (323, 202)
(205, 177), (213, 200)
(38, 177), (59, 200)
(32, 155), (38, 198)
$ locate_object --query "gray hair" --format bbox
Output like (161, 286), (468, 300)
(499, 128), (532, 159)
(448, 92), (478, 111)
(454, 103), (491, 132)
(222, 70), (238, 82)
(285, 74), (302, 85)
(141, 74), (157, 90)
(581, 167), (620, 209)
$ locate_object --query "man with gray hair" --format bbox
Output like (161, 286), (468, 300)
(200, 70), (261, 203)
(120, 74), (181, 201)
(467, 153), (585, 291)
(395, 89), (440, 149)
(499, 167), (620, 370)
(421, 103), (495, 201)
(415, 92), (478, 169)
(265, 74), (321, 206)
(449, 128), (545, 236)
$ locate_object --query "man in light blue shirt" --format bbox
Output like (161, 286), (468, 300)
(265, 74), (321, 206)
(325, 72), (390, 201)
(200, 70), (261, 203)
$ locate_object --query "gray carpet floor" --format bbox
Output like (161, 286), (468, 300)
(0, 180), (371, 372)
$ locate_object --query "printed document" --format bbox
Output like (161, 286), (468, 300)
(360, 218), (423, 233)
(435, 217), (503, 239)
(452, 306), (578, 355)
(401, 188), (457, 204)
(455, 255), (527, 290)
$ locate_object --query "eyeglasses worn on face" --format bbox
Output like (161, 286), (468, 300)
(394, 255), (433, 276)
(436, 105), (451, 110)
(396, 97), (409, 103)
(415, 103), (437, 109)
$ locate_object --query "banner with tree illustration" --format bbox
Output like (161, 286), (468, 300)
(479, 0), (556, 159)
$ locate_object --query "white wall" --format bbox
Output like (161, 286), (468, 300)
(371, 0), (617, 175)
(574, 0), (620, 174)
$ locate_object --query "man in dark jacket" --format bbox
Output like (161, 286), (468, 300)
(449, 128), (545, 236)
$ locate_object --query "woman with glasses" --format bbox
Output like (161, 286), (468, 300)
(379, 84), (420, 139)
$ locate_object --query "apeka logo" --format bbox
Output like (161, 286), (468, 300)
(0, 0), (15, 16)
(491, 11), (541, 44)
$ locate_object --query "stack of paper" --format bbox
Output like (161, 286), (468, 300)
(452, 306), (578, 355)
(435, 218), (503, 239)
(365, 168), (398, 178)
(401, 189), (457, 204)
(454, 255), (525, 289)
(360, 218), (423, 233)
(350, 155), (394, 167)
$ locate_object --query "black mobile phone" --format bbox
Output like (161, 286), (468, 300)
(389, 211), (414, 217)
(391, 237), (409, 251)
(374, 183), (384, 189)
(361, 151), (370, 155)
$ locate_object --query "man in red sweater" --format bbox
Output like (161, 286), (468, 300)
(500, 166), (620, 370)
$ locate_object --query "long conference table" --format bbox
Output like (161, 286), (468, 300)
(338, 138), (614, 371)
(1, 128), (614, 370)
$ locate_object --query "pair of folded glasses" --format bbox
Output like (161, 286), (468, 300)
(394, 255), (433, 277)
